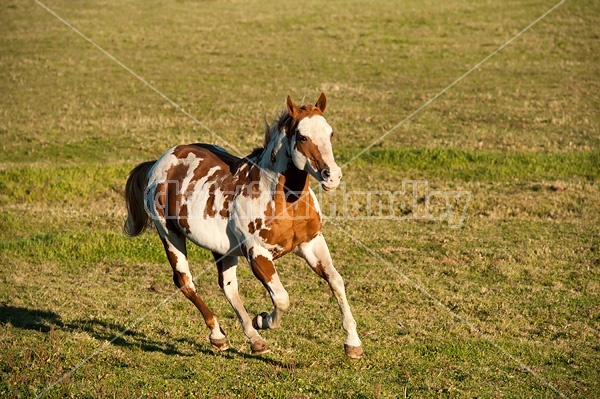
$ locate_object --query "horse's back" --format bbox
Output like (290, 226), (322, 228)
(146, 144), (242, 254)
(148, 143), (236, 191)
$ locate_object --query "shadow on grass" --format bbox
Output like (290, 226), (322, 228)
(0, 305), (298, 368)
(0, 305), (64, 332)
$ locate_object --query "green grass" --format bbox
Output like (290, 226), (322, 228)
(1, 0), (599, 397)
(345, 148), (599, 181)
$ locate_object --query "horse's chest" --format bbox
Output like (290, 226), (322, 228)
(245, 196), (322, 258)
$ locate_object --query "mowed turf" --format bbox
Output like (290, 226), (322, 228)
(1, 0), (598, 398)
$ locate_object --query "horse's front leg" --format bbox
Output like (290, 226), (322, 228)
(212, 252), (270, 355)
(295, 233), (364, 359)
(246, 245), (290, 331)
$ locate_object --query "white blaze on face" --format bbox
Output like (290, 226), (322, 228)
(293, 115), (342, 190)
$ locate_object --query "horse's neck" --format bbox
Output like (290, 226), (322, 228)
(279, 162), (308, 202)
(258, 129), (287, 173)
(257, 130), (309, 201)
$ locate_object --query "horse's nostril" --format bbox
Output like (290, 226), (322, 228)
(321, 168), (331, 180)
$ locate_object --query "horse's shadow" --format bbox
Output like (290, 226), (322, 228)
(0, 305), (295, 368)
(0, 305), (64, 332)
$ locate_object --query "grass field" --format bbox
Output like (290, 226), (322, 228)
(1, 0), (598, 397)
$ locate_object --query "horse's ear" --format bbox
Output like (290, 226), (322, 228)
(315, 92), (327, 113)
(286, 95), (299, 119)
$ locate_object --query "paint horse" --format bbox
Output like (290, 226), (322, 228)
(124, 93), (363, 358)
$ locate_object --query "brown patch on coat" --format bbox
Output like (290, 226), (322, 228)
(219, 186), (234, 219)
(188, 161), (213, 194)
(155, 181), (183, 234)
(257, 167), (322, 259)
(188, 143), (247, 174)
(278, 103), (324, 139)
(238, 166), (261, 198)
(313, 261), (329, 280)
(166, 249), (179, 267)
(156, 145), (246, 235)
(179, 204), (191, 234)
(164, 161), (192, 234)
(294, 135), (327, 172)
(160, 237), (180, 270)
(251, 254), (276, 284)
(159, 236), (217, 330)
(154, 182), (167, 220)
(204, 183), (218, 218)
(172, 270), (216, 330)
(278, 97), (331, 172)
(172, 145), (200, 160)
(285, 94), (325, 128)
(247, 218), (263, 235)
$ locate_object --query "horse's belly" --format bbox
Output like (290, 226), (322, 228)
(183, 190), (242, 255)
(184, 216), (241, 255)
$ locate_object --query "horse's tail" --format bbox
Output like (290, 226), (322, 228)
(124, 160), (156, 237)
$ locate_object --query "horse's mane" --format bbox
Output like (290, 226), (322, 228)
(263, 110), (290, 147)
(243, 147), (265, 162)
(210, 103), (319, 168)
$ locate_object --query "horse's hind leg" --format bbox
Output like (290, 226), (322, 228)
(160, 232), (230, 351)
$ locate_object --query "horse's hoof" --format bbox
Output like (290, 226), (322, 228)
(252, 312), (271, 330)
(344, 344), (364, 359)
(210, 336), (230, 351)
(250, 340), (271, 355)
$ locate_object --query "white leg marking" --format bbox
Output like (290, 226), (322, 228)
(161, 233), (226, 343)
(219, 260), (265, 347)
(296, 234), (362, 348)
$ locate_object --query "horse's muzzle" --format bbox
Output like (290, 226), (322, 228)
(320, 165), (342, 191)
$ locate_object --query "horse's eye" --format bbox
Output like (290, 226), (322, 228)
(331, 131), (334, 139)
(298, 135), (308, 143)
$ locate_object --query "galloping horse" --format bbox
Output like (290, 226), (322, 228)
(124, 93), (363, 358)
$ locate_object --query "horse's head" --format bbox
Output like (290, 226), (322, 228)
(286, 93), (342, 191)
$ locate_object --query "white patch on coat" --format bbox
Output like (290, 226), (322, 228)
(183, 165), (237, 254)
(292, 115), (342, 190)
(145, 147), (181, 232)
